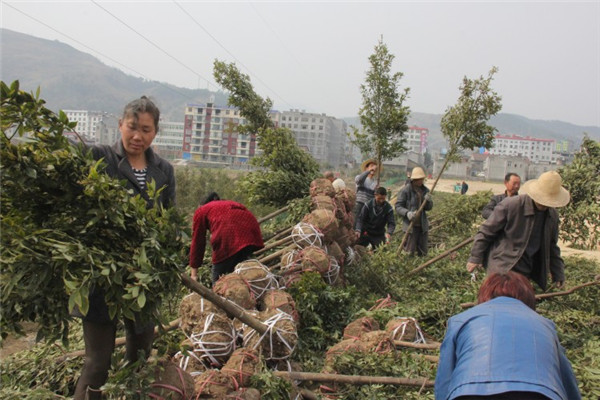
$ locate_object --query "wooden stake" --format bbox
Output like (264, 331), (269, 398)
(273, 371), (434, 388)
(459, 280), (600, 308)
(257, 205), (290, 224)
(180, 273), (268, 334)
(254, 235), (294, 256)
(394, 340), (441, 350)
(264, 226), (293, 243)
(409, 236), (474, 275)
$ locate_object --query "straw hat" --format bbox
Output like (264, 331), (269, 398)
(361, 158), (383, 172)
(410, 167), (426, 180)
(520, 170), (570, 208)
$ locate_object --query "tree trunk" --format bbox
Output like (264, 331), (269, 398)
(257, 205), (290, 224)
(409, 236), (475, 275)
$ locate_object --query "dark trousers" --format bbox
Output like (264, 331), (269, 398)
(357, 233), (386, 249)
(403, 226), (429, 256)
(353, 201), (365, 230)
(74, 319), (154, 400)
(211, 246), (255, 285)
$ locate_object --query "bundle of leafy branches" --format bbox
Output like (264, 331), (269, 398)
(1, 80), (187, 345)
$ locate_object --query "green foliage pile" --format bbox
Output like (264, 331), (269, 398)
(558, 135), (600, 250)
(1, 80), (187, 342)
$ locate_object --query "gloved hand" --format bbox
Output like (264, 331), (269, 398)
(406, 211), (415, 221)
(424, 193), (432, 202)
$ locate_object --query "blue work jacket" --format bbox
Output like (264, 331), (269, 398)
(435, 297), (581, 400)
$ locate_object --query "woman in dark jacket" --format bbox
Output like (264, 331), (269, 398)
(74, 97), (176, 400)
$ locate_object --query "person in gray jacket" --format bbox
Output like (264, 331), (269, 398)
(353, 158), (379, 228)
(395, 167), (433, 256)
(74, 96), (176, 400)
(481, 172), (521, 219)
(467, 171), (570, 290)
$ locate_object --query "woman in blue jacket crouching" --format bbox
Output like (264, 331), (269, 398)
(435, 271), (581, 400)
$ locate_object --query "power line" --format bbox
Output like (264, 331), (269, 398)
(173, 0), (295, 110)
(91, 0), (218, 91)
(2, 2), (196, 102)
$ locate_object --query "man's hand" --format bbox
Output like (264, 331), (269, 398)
(466, 262), (482, 273)
(190, 267), (198, 281)
(554, 280), (564, 289)
(385, 233), (391, 243)
(406, 211), (415, 221)
(355, 230), (361, 239)
(424, 193), (432, 202)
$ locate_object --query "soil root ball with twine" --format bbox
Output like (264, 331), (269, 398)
(221, 348), (261, 388)
(243, 310), (298, 361)
(213, 273), (256, 310)
(234, 259), (279, 301)
(194, 369), (235, 398)
(310, 178), (336, 198)
(386, 317), (427, 343)
(149, 360), (196, 400)
(259, 289), (300, 322)
(343, 316), (380, 340)
(172, 339), (209, 377)
(302, 209), (339, 243)
(179, 293), (226, 334)
(291, 222), (323, 248)
(183, 312), (237, 368)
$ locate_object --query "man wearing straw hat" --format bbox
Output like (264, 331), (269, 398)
(395, 166), (433, 256)
(467, 170), (571, 290)
(353, 158), (380, 228)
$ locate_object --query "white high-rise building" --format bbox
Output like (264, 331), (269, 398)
(489, 134), (555, 162)
(64, 110), (118, 144)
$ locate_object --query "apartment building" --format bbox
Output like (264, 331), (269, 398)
(183, 103), (260, 165)
(279, 109), (348, 167)
(406, 126), (428, 154)
(64, 110), (118, 144)
(153, 120), (185, 160)
(488, 134), (554, 162)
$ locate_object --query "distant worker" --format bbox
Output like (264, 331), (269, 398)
(435, 271), (581, 400)
(481, 172), (521, 219)
(355, 187), (396, 249)
(189, 192), (264, 285)
(460, 180), (468, 195)
(324, 170), (346, 192)
(354, 159), (379, 227)
(395, 167), (433, 256)
(467, 171), (570, 290)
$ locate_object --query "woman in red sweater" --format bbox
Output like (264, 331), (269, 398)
(189, 192), (264, 285)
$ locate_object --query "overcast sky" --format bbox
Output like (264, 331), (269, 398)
(2, 1), (599, 127)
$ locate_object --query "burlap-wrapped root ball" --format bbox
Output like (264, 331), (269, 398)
(149, 360), (195, 400)
(280, 245), (299, 269)
(302, 209), (339, 243)
(214, 273), (256, 310)
(335, 188), (356, 212)
(232, 310), (260, 342)
(385, 317), (427, 343)
(235, 260), (278, 301)
(243, 310), (298, 361)
(311, 195), (336, 212)
(323, 257), (341, 286)
(185, 312), (236, 367)
(194, 369), (235, 398)
(310, 178), (335, 198)
(343, 316), (379, 340)
(221, 348), (261, 388)
(291, 222), (323, 248)
(326, 241), (345, 266)
(179, 293), (226, 334)
(360, 330), (395, 354)
(259, 289), (299, 322)
(295, 246), (331, 275)
(323, 339), (365, 371)
(173, 339), (209, 376)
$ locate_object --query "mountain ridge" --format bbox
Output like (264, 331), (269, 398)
(2, 28), (598, 149)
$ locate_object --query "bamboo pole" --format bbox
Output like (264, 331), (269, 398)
(459, 280), (600, 308)
(264, 226), (293, 243)
(258, 247), (289, 266)
(180, 273), (268, 334)
(55, 318), (181, 362)
(409, 236), (475, 275)
(273, 371), (434, 388)
(254, 235), (294, 256)
(394, 340), (441, 350)
(257, 205), (290, 224)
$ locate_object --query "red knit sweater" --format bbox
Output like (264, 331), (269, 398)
(189, 200), (264, 267)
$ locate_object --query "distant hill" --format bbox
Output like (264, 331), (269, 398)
(0, 29), (227, 121)
(2, 28), (598, 149)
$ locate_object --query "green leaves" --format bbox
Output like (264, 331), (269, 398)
(0, 80), (187, 342)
